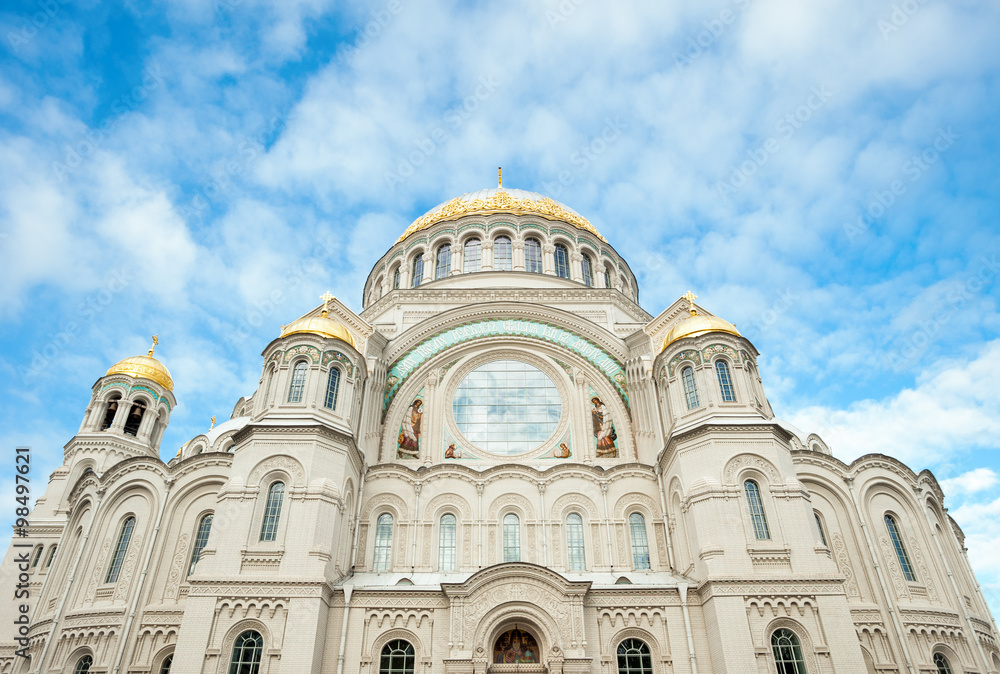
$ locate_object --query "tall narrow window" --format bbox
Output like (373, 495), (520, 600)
(373, 513), (393, 572)
(123, 401), (146, 436)
(503, 513), (520, 562)
(45, 545), (57, 568)
(771, 629), (807, 674)
(933, 653), (953, 674)
(494, 236), (512, 271)
(629, 513), (651, 569)
(525, 238), (542, 273)
(30, 545), (43, 569)
(604, 266), (613, 289)
(715, 360), (736, 402)
(435, 243), (451, 279)
(74, 656), (93, 674)
(411, 254), (424, 287)
(392, 266), (401, 289)
(566, 513), (585, 570)
(616, 638), (652, 674)
(287, 361), (308, 403)
(159, 655), (173, 674)
(259, 482), (284, 542)
(814, 512), (827, 547)
(884, 514), (916, 581)
(439, 513), (457, 571)
(263, 368), (274, 406)
(554, 243), (570, 278)
(106, 516), (136, 583)
(101, 397), (120, 430)
(228, 630), (263, 674)
(188, 513), (214, 576)
(681, 366), (700, 410)
(581, 254), (594, 286)
(379, 639), (415, 674)
(464, 238), (481, 273)
(745, 480), (771, 540)
(324, 368), (340, 410)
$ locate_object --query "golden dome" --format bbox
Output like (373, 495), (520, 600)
(106, 336), (174, 390)
(279, 294), (356, 348)
(662, 293), (741, 350)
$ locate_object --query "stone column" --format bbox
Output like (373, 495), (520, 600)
(513, 240), (525, 271)
(543, 244), (556, 275)
(570, 252), (583, 283)
(451, 241), (463, 275)
(482, 240), (494, 271)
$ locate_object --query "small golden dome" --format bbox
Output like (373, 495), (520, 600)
(662, 293), (741, 350)
(279, 293), (356, 348)
(106, 336), (174, 390)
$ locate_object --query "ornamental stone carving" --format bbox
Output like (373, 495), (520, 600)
(724, 453), (782, 486)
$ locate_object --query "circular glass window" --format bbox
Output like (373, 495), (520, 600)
(452, 359), (562, 455)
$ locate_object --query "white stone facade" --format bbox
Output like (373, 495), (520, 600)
(2, 189), (998, 674)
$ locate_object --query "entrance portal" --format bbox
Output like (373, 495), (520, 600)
(492, 627), (540, 664)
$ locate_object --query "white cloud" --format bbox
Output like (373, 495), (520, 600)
(941, 468), (1000, 497)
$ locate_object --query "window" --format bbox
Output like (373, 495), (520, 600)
(771, 629), (807, 674)
(159, 654), (173, 674)
(228, 630), (263, 674)
(373, 513), (394, 572)
(30, 545), (43, 569)
(379, 639), (415, 674)
(464, 238), (481, 273)
(715, 360), (736, 402)
(525, 238), (542, 273)
(581, 254), (594, 286)
(287, 361), (308, 403)
(439, 513), (457, 571)
(566, 513), (585, 570)
(324, 368), (340, 410)
(46, 545), (57, 568)
(392, 266), (401, 289)
(933, 653), (953, 674)
(106, 516), (136, 583)
(263, 368), (274, 406)
(123, 401), (146, 436)
(435, 243), (451, 279)
(814, 512), (827, 547)
(101, 397), (120, 430)
(494, 236), (512, 271)
(503, 513), (520, 562)
(604, 266), (613, 289)
(681, 366), (700, 410)
(884, 514), (916, 581)
(745, 480), (771, 540)
(616, 638), (652, 674)
(188, 514), (213, 576)
(259, 482), (284, 542)
(629, 513), (651, 569)
(554, 243), (570, 278)
(73, 656), (93, 674)
(411, 254), (424, 287)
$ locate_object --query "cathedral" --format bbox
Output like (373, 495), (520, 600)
(3, 185), (999, 674)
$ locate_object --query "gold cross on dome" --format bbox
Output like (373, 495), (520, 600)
(320, 291), (334, 316)
(498, 166), (503, 189)
(148, 334), (159, 357)
(682, 291), (698, 315)
(210, 415), (216, 429)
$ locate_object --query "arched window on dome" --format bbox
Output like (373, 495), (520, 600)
(814, 511), (827, 547)
(629, 513), (651, 569)
(228, 630), (263, 674)
(30, 544), (43, 570)
(411, 254), (424, 287)
(159, 654), (173, 674)
(379, 639), (415, 674)
(464, 237), (482, 273)
(933, 653), (953, 674)
(616, 638), (652, 674)
(771, 629), (807, 674)
(73, 655), (93, 674)
(604, 265), (613, 289)
(884, 514), (916, 581)
(188, 513), (213, 576)
(259, 482), (284, 542)
(715, 360), (736, 402)
(45, 544), (57, 568)
(566, 513), (585, 570)
(373, 513), (393, 572)
(439, 513), (456, 571)
(101, 395), (121, 430)
(262, 366), (275, 407)
(554, 243), (571, 279)
(106, 516), (136, 583)
(392, 265), (401, 290)
(503, 513), (520, 562)
(324, 367), (340, 410)
(745, 480), (770, 540)
(681, 366), (700, 410)
(494, 236), (513, 271)
(581, 253), (594, 286)
(525, 238), (543, 273)
(123, 400), (146, 436)
(435, 243), (451, 279)
(287, 361), (308, 403)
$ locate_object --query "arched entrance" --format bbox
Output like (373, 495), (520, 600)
(490, 626), (542, 670)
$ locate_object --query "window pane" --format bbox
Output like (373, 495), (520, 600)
(934, 653), (953, 674)
(439, 514), (457, 571)
(604, 267), (612, 289)
(885, 515), (916, 581)
(616, 638), (652, 674)
(503, 513), (520, 562)
(464, 238), (481, 273)
(436, 244), (451, 279)
(494, 236), (512, 271)
(189, 513), (214, 575)
(745, 481), (771, 540)
(554, 244), (570, 279)
(525, 238), (542, 273)
(74, 655), (93, 674)
(324, 368), (340, 410)
(814, 512), (827, 547)
(106, 516), (136, 583)
(392, 267), (400, 289)
(374, 513), (394, 571)
(629, 513), (650, 569)
(715, 360), (736, 402)
(411, 254), (424, 287)
(581, 254), (593, 286)
(566, 513), (585, 570)
(46, 545), (58, 568)
(159, 654), (173, 674)
(682, 367), (700, 410)
(228, 631), (263, 674)
(288, 361), (308, 403)
(771, 629), (807, 674)
(259, 482), (284, 542)
(380, 640), (415, 674)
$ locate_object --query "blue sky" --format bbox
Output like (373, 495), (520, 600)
(1, 0), (999, 616)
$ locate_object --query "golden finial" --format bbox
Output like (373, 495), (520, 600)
(682, 291), (698, 316)
(148, 334), (159, 357)
(210, 415), (216, 429)
(319, 291), (334, 317)
(498, 166), (502, 189)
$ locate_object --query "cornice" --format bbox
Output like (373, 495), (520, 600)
(363, 461), (657, 489)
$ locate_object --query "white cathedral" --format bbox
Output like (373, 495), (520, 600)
(2, 185), (999, 674)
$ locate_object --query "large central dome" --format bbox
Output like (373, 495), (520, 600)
(396, 188), (606, 243)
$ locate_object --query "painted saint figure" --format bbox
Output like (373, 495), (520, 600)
(591, 396), (618, 458)
(493, 628), (539, 664)
(397, 398), (423, 458)
(553, 443), (571, 458)
(445, 443), (462, 459)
